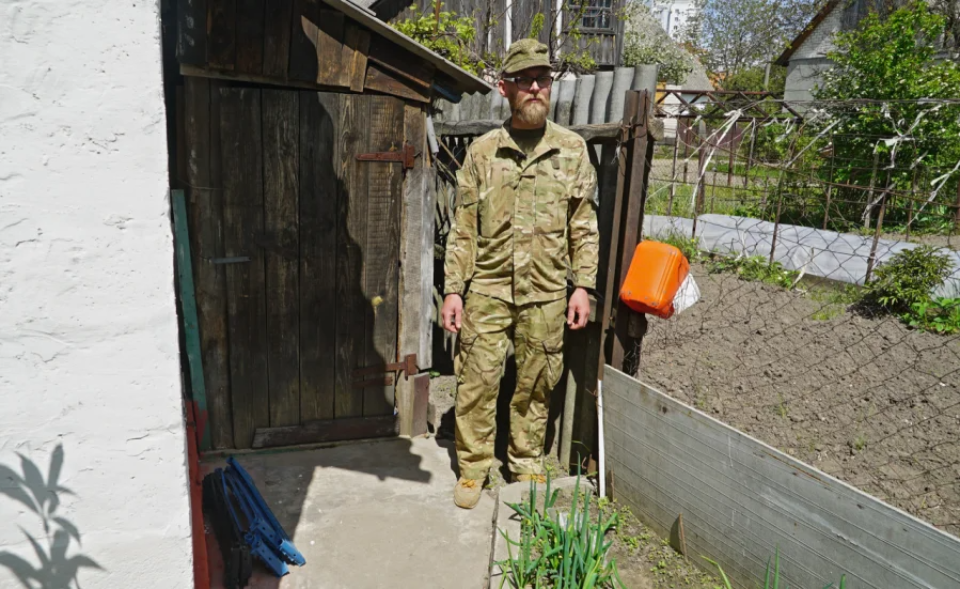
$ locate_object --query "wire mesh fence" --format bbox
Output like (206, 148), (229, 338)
(645, 95), (960, 538)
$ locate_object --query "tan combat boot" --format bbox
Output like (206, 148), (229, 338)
(453, 477), (484, 509)
(514, 473), (547, 485)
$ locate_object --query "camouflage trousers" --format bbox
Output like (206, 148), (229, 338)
(454, 292), (566, 480)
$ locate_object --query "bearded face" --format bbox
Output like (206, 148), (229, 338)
(498, 67), (552, 128)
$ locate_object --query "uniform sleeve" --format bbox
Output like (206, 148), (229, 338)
(568, 144), (599, 290)
(443, 148), (480, 297)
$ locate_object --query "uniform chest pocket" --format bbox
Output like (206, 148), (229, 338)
(480, 161), (516, 237)
(534, 156), (573, 234)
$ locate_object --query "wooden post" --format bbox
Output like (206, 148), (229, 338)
(727, 123), (736, 188)
(954, 174), (960, 234)
(744, 123), (758, 189)
(172, 189), (212, 451)
(823, 155), (835, 230)
(906, 167), (919, 242)
(691, 132), (707, 238)
(865, 187), (889, 284)
(609, 90), (653, 375)
(668, 131), (680, 216)
(769, 136), (800, 266)
(863, 150), (881, 230)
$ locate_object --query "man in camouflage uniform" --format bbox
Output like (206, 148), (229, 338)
(441, 38), (599, 509)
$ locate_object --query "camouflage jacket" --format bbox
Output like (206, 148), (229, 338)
(444, 120), (599, 306)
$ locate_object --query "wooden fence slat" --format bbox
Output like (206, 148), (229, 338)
(207, 0), (237, 70)
(289, 0), (320, 82)
(262, 90), (301, 428)
(339, 24), (370, 92)
(361, 95), (404, 417)
(603, 367), (960, 589)
(263, 0), (293, 78)
(177, 0), (208, 66)
(172, 189), (212, 450)
(335, 93), (366, 419)
(184, 77), (233, 449)
(220, 87), (268, 449)
(316, 9), (345, 86)
(299, 90), (340, 422)
(235, 0), (265, 74)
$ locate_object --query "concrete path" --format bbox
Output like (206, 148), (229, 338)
(202, 436), (497, 589)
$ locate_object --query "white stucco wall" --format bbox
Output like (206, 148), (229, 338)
(0, 1), (192, 588)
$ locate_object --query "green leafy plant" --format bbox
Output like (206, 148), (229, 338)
(862, 246), (954, 313)
(393, 1), (485, 74)
(657, 233), (701, 262)
(902, 297), (960, 334)
(709, 255), (800, 289)
(496, 470), (625, 588)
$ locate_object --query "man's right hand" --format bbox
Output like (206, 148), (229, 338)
(441, 294), (464, 333)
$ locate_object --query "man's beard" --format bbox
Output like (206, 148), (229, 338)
(513, 95), (549, 126)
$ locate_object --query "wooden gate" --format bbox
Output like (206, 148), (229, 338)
(181, 78), (407, 449)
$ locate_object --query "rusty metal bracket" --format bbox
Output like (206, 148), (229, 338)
(356, 142), (416, 170)
(351, 354), (418, 389)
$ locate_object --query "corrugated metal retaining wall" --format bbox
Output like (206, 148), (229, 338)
(603, 367), (960, 589)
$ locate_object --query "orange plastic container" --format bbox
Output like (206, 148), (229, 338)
(619, 240), (690, 319)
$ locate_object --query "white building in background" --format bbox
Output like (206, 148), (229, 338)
(651, 0), (697, 40)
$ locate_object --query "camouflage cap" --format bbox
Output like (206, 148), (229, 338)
(501, 39), (552, 76)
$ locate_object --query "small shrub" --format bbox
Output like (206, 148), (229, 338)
(709, 255), (800, 289)
(657, 233), (700, 262)
(902, 297), (960, 335)
(862, 246), (954, 313)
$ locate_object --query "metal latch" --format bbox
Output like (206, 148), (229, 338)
(352, 354), (418, 389)
(356, 142), (416, 170)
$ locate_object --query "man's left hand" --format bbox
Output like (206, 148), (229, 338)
(567, 288), (590, 330)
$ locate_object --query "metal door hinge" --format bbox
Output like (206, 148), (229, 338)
(352, 354), (418, 389)
(356, 142), (416, 170)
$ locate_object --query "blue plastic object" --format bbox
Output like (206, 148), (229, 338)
(214, 457), (306, 578)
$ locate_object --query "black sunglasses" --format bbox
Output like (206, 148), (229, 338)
(503, 75), (554, 90)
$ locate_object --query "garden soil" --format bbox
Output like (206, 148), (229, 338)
(641, 263), (960, 538)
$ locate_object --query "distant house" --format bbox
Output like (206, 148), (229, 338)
(776, 0), (953, 104)
(370, 0), (628, 68)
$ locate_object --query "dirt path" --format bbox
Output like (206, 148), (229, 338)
(640, 263), (960, 538)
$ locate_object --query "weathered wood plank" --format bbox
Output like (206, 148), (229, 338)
(299, 90), (340, 422)
(206, 0), (237, 70)
(334, 93), (366, 419)
(184, 77), (233, 449)
(263, 0), (293, 77)
(235, 0), (265, 74)
(436, 120), (622, 143)
(397, 104), (431, 436)
(360, 95), (404, 417)
(401, 104), (432, 368)
(339, 24), (370, 92)
(289, 0), (320, 82)
(220, 87), (268, 449)
(262, 90), (301, 428)
(251, 415), (398, 448)
(603, 367), (960, 589)
(316, 9), (345, 86)
(172, 189), (212, 450)
(177, 0), (208, 66)
(364, 63), (430, 104)
(181, 63), (349, 93)
(367, 35), (434, 90)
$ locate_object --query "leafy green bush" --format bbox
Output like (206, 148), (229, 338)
(393, 1), (484, 74)
(496, 472), (624, 588)
(902, 297), (960, 334)
(709, 255), (800, 289)
(862, 246), (954, 313)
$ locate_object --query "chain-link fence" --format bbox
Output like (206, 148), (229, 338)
(644, 95), (960, 537)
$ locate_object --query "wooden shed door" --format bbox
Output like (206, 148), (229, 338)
(183, 79), (406, 449)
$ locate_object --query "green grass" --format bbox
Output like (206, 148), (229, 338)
(708, 255), (800, 290)
(808, 285), (863, 321)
